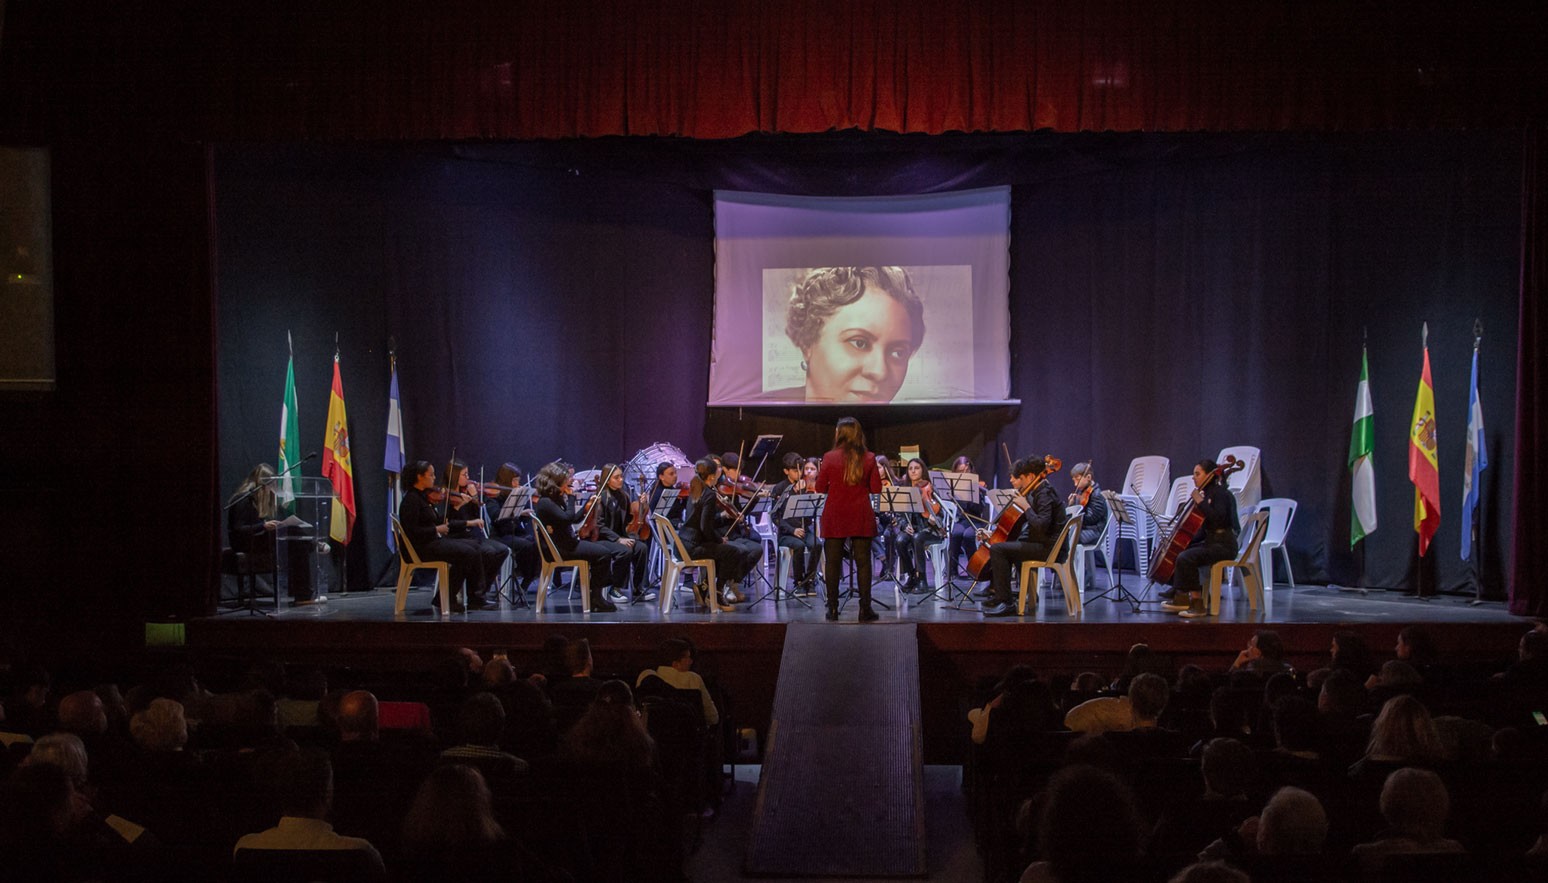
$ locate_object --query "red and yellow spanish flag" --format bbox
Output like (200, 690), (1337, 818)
(1408, 339), (1440, 557)
(322, 354), (356, 544)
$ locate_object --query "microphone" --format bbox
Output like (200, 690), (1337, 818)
(303, 451), (319, 461)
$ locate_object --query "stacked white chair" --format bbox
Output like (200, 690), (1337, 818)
(1216, 445), (1262, 522)
(1121, 456), (1171, 514)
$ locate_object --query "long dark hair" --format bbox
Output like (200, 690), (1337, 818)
(533, 461), (570, 502)
(834, 417), (868, 485)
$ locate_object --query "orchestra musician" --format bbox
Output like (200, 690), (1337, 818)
(489, 462), (540, 594)
(770, 452), (821, 592)
(595, 463), (655, 604)
(873, 454), (900, 580)
(1160, 460), (1241, 619)
(647, 462), (688, 527)
(397, 460), (487, 614)
(945, 455), (988, 580)
(681, 458), (762, 605)
(531, 461), (619, 613)
(1064, 461), (1109, 588)
(444, 459), (512, 608)
(975, 456), (1062, 617)
(714, 451), (766, 600)
(815, 417), (883, 622)
(894, 458), (946, 592)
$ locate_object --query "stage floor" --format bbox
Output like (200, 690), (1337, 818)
(213, 577), (1519, 627)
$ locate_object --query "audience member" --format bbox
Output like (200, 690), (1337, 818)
(439, 692), (528, 790)
(1201, 785), (1328, 860)
(1065, 672), (1169, 735)
(562, 680), (655, 771)
(1167, 861), (1250, 883)
(549, 637), (602, 715)
(1104, 673), (1189, 759)
(1231, 630), (1292, 676)
(1350, 767), (1463, 870)
(1330, 632), (1376, 681)
(480, 655), (557, 759)
(637, 637), (720, 727)
(1395, 626), (1440, 667)
(1152, 738), (1258, 857)
(1019, 764), (1144, 882)
(1352, 695), (1444, 778)
(330, 690), (432, 854)
(233, 747), (385, 876)
(396, 764), (546, 881)
(7, 664), (54, 736)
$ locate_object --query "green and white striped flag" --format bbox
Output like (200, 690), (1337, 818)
(1349, 345), (1377, 546)
(277, 332), (302, 514)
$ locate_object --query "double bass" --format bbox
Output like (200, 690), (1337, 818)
(966, 456), (1063, 580)
(1147, 456), (1244, 584)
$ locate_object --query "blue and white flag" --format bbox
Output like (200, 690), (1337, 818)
(1460, 345), (1487, 559)
(384, 359), (406, 554)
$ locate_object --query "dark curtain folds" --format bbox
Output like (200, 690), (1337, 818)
(3, 1), (1547, 143)
(1510, 129), (1548, 617)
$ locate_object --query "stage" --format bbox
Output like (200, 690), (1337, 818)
(189, 576), (1529, 763)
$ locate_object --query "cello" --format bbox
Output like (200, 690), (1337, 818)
(1146, 456), (1244, 584)
(966, 456), (1063, 580)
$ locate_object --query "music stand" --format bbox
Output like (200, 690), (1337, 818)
(1085, 490), (1141, 611)
(494, 486), (534, 607)
(950, 488), (1023, 613)
(750, 493), (821, 609)
(930, 470), (983, 599)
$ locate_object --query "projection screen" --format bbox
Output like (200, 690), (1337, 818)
(708, 187), (1014, 406)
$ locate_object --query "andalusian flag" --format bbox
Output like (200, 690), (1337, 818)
(384, 356), (405, 555)
(1461, 342), (1487, 559)
(1349, 346), (1377, 547)
(322, 353), (357, 544)
(1408, 330), (1441, 557)
(277, 332), (301, 514)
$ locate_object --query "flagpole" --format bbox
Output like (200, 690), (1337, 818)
(1416, 322), (1427, 601)
(1468, 320), (1485, 606)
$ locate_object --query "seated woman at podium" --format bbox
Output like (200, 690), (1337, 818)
(771, 452), (820, 591)
(489, 462), (539, 593)
(226, 463), (319, 605)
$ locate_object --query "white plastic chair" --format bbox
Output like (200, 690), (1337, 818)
(653, 514), (723, 614)
(1109, 492), (1160, 581)
(1122, 456), (1171, 515)
(1068, 508), (1112, 602)
(1163, 476), (1194, 523)
(527, 513), (593, 614)
(1015, 516), (1083, 617)
(1205, 511), (1271, 615)
(1255, 498), (1297, 589)
(389, 517), (451, 617)
(1216, 445), (1262, 521)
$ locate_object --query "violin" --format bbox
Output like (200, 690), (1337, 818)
(918, 480), (945, 532)
(627, 475), (652, 541)
(966, 456), (1063, 580)
(575, 465), (617, 542)
(1069, 483), (1094, 509)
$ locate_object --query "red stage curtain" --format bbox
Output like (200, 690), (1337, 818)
(2, 1), (1546, 142)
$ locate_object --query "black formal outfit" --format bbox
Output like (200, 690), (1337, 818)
(1168, 481), (1241, 594)
(490, 489), (540, 589)
(946, 490), (987, 578)
(596, 486), (650, 597)
(398, 486), (485, 609)
(532, 495), (618, 606)
(647, 480), (688, 528)
(679, 490), (760, 588)
(445, 494), (511, 601)
(893, 482), (945, 590)
(770, 478), (821, 586)
(227, 496), (319, 602)
(985, 480), (1062, 610)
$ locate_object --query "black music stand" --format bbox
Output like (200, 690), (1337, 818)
(750, 493), (821, 609)
(495, 486), (533, 608)
(826, 495), (894, 613)
(1086, 490), (1142, 611)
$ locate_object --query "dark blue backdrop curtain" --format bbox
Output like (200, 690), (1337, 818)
(216, 132), (1520, 597)
(1510, 129), (1548, 617)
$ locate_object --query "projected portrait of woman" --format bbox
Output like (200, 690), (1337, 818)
(783, 266), (926, 403)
